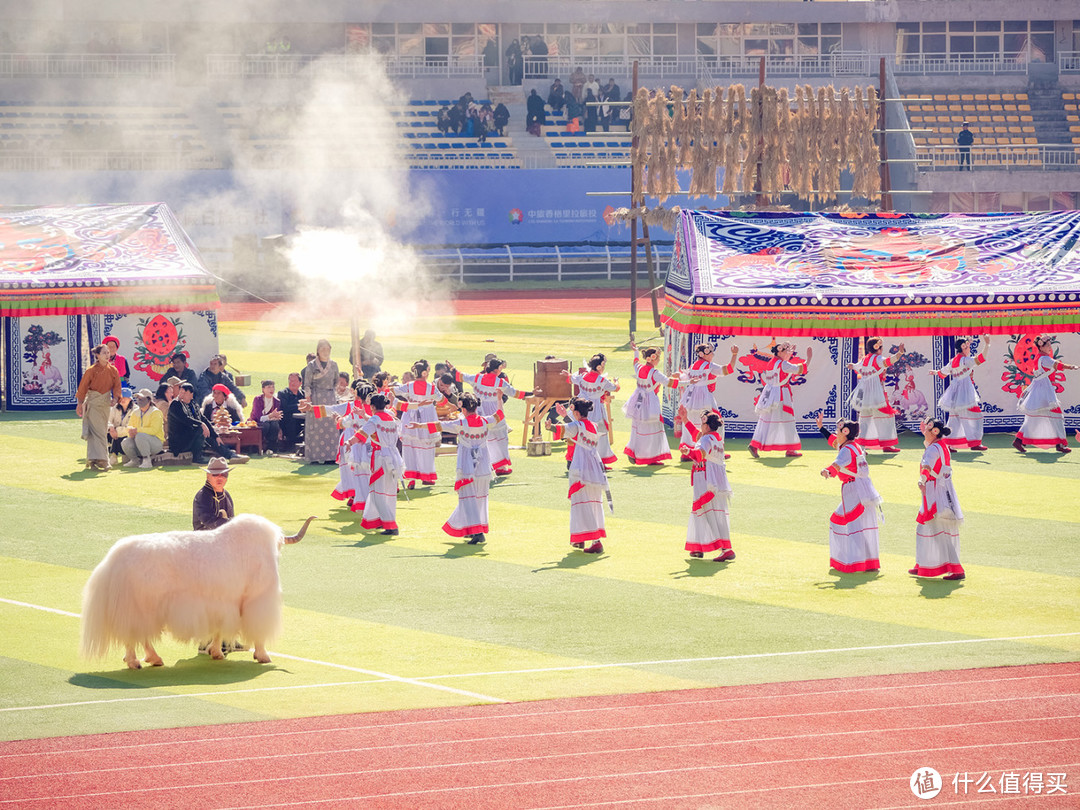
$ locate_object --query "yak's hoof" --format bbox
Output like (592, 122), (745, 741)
(124, 658), (142, 670)
(254, 653), (271, 664)
(209, 648), (225, 660)
(145, 655), (164, 667)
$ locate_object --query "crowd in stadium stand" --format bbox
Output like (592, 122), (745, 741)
(436, 93), (510, 140)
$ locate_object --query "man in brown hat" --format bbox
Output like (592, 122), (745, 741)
(192, 458), (247, 655)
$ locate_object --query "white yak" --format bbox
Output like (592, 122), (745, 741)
(81, 514), (315, 669)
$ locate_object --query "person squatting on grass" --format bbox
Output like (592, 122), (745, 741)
(848, 338), (904, 454)
(680, 408), (735, 562)
(302, 380), (375, 512)
(623, 341), (676, 465)
(933, 336), (991, 452)
(567, 353), (620, 468)
(749, 341), (812, 458)
(675, 342), (738, 461)
(548, 397), (611, 554)
(818, 413), (882, 574)
(394, 360), (447, 488)
(426, 392), (504, 545)
(910, 417), (965, 581)
(451, 357), (532, 477)
(1014, 334), (1078, 454)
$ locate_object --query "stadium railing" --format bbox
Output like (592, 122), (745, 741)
(0, 150), (222, 171)
(914, 144), (1078, 171)
(416, 244), (670, 284)
(206, 54), (485, 79)
(0, 53), (174, 78)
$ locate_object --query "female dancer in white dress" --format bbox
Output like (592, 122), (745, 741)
(352, 393), (406, 536)
(1014, 334), (1078, 454)
(910, 418), (965, 580)
(549, 398), (610, 554)
(848, 338), (904, 453)
(676, 343), (738, 460)
(749, 342), (812, 458)
(304, 380), (373, 512)
(680, 408), (735, 562)
(431, 393), (503, 545)
(454, 357), (531, 476)
(817, 413), (882, 573)
(568, 353), (619, 467)
(623, 342), (675, 465)
(394, 359), (444, 488)
(933, 336), (990, 452)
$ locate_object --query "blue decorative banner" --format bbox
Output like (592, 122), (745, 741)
(5, 315), (82, 410)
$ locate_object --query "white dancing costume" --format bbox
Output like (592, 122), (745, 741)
(553, 420), (609, 545)
(436, 413), (501, 538)
(749, 356), (808, 453)
(849, 354), (899, 450)
(358, 411), (406, 531)
(569, 370), (618, 465)
(1016, 355), (1068, 448)
(312, 399), (371, 512)
(682, 424), (733, 556)
(824, 437), (882, 573)
(678, 357), (734, 454)
(394, 379), (445, 484)
(456, 371), (529, 473)
(913, 441), (965, 578)
(622, 356), (675, 464)
(936, 352), (987, 449)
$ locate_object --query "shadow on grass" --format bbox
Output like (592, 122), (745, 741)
(671, 559), (732, 579)
(532, 550), (606, 572)
(61, 468), (107, 482)
(751, 455), (805, 468)
(71, 656), (277, 687)
(289, 463), (338, 477)
(917, 578), (965, 598)
(439, 542), (489, 559)
(815, 570), (883, 590)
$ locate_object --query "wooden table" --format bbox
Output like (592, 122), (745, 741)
(218, 425), (264, 455)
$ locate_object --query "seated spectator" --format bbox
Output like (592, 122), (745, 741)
(196, 354), (246, 407)
(436, 372), (461, 411)
(122, 388), (165, 468)
(526, 89), (546, 135)
(548, 78), (566, 113)
(249, 379), (284, 453)
(166, 352), (199, 389)
(619, 91), (633, 130)
(154, 375), (181, 442)
(335, 371), (352, 403)
(202, 384), (244, 431)
(448, 102), (465, 135)
(168, 382), (240, 464)
(493, 102), (509, 136)
(277, 372), (305, 451)
(102, 335), (130, 382)
(436, 105), (451, 134)
(106, 385), (135, 465)
(564, 94), (583, 132)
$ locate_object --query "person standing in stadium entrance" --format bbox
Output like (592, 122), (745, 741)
(956, 122), (974, 170)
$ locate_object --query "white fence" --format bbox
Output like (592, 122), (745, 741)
(0, 53), (174, 78)
(0, 150), (222, 171)
(914, 144), (1078, 172)
(417, 244), (670, 284)
(206, 54), (485, 79)
(1061, 51), (1080, 74)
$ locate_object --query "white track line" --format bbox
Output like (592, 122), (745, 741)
(417, 632), (1080, 680)
(528, 764), (1080, 810)
(6, 730), (1076, 806)
(7, 713), (1077, 785)
(0, 598), (505, 706)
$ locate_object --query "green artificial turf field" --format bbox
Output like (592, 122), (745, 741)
(1, 309), (1078, 742)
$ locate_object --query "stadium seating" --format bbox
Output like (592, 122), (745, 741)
(900, 91), (1040, 167)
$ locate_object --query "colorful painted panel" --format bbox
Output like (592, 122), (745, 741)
(0, 203), (219, 316)
(663, 210), (1080, 337)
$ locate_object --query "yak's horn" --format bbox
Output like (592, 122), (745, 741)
(284, 516), (317, 544)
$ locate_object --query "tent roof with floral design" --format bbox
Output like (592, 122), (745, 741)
(662, 210), (1080, 337)
(0, 203), (219, 316)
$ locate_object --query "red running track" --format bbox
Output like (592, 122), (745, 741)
(217, 288), (635, 322)
(1, 662), (1077, 809)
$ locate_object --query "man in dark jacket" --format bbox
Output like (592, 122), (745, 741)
(526, 89), (546, 132)
(956, 122), (974, 171)
(168, 382), (236, 463)
(192, 456), (234, 531)
(196, 355), (246, 406)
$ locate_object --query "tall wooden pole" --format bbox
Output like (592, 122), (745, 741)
(879, 57), (893, 212)
(628, 60), (640, 338)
